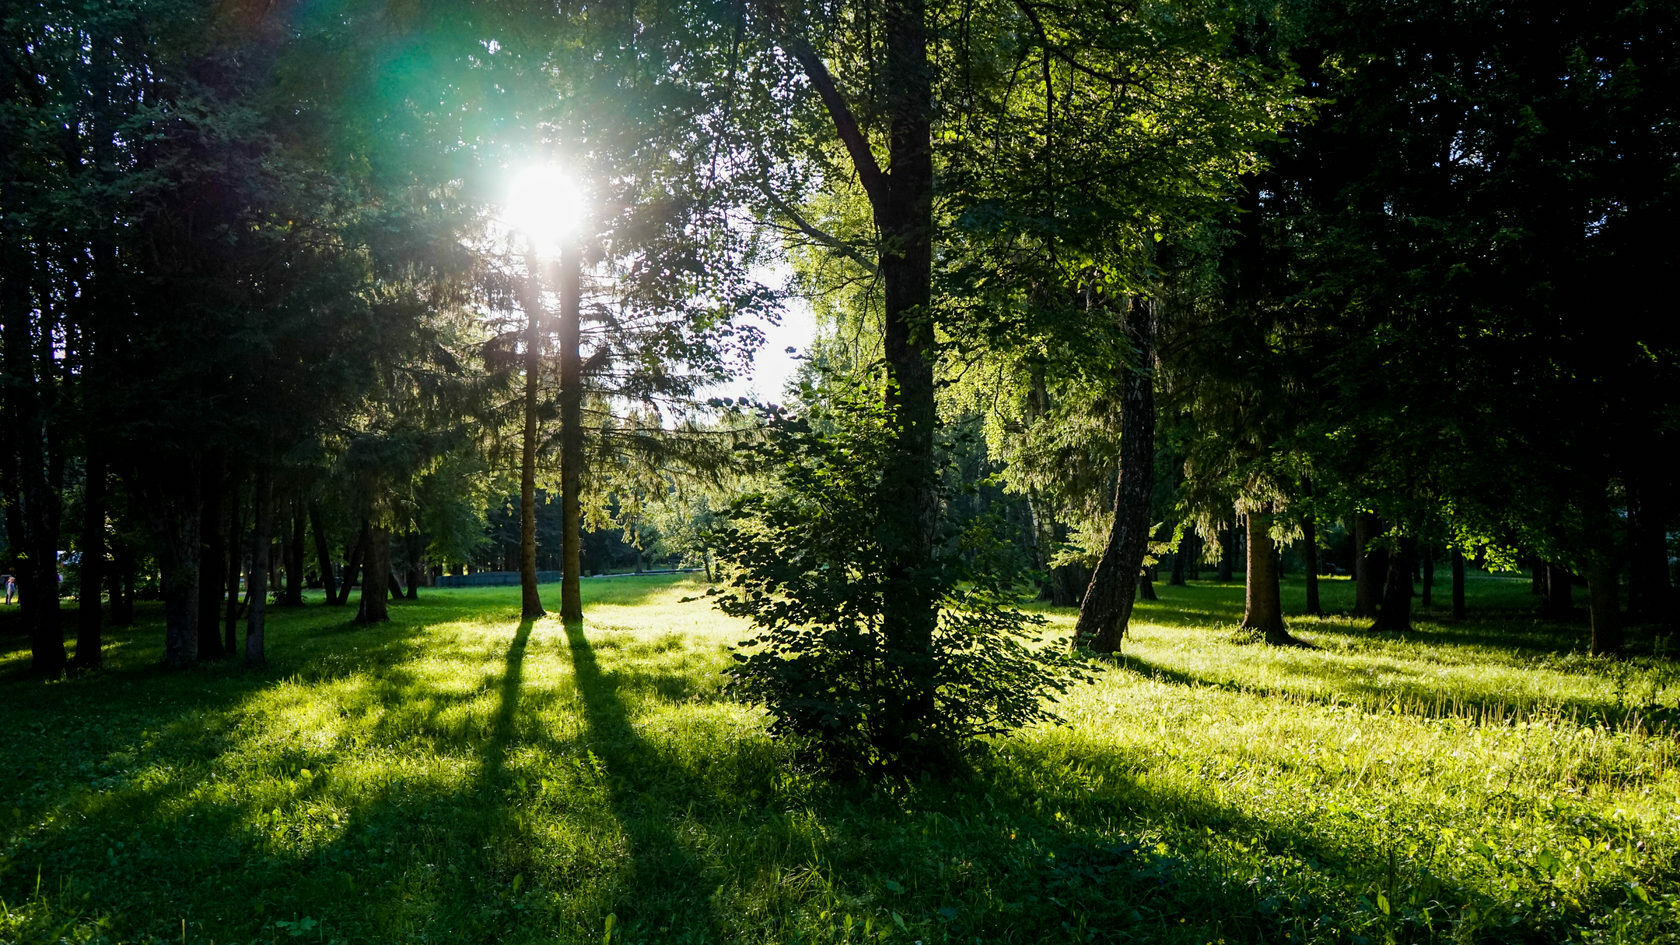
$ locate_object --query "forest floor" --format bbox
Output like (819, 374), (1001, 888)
(2, 573), (1678, 944)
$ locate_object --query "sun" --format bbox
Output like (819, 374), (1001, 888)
(504, 163), (585, 257)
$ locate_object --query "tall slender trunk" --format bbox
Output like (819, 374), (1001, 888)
(1300, 507), (1323, 616)
(519, 255), (547, 622)
(223, 470), (244, 654)
(108, 536), (135, 627)
(198, 458), (227, 659)
(559, 247), (584, 622)
(1370, 536), (1415, 632)
(73, 453), (107, 671)
(281, 499), (305, 606)
(1216, 526), (1235, 583)
(1241, 507), (1293, 644)
(1541, 562), (1573, 619)
(1169, 531), (1187, 586)
(1450, 547), (1467, 621)
(1075, 298), (1156, 653)
(356, 523), (391, 624)
(1586, 557), (1621, 655)
(309, 503), (337, 603)
(1420, 549), (1435, 609)
(245, 467), (272, 667)
(158, 482), (201, 668)
(1353, 513), (1386, 617)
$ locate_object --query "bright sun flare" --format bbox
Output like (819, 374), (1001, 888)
(505, 164), (585, 256)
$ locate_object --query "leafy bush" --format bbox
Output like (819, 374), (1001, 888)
(707, 393), (1085, 775)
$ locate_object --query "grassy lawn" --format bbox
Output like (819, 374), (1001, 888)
(2, 573), (1678, 944)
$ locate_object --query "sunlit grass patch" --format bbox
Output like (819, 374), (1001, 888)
(3, 573), (1679, 944)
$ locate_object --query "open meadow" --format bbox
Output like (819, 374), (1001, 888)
(3, 575), (1678, 944)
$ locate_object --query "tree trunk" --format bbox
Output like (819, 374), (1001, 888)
(158, 489), (201, 668)
(559, 247), (584, 623)
(244, 468), (272, 668)
(1353, 513), (1386, 617)
(1300, 506), (1323, 617)
(1216, 526), (1235, 583)
(1450, 547), (1467, 621)
(280, 499), (305, 606)
(223, 473), (244, 654)
(1586, 558), (1621, 655)
(1074, 298), (1156, 653)
(388, 569), (404, 600)
(1138, 572), (1157, 601)
(404, 531), (423, 600)
(336, 525), (366, 606)
(1169, 532), (1187, 586)
(1421, 548), (1435, 609)
(356, 523), (391, 623)
(108, 537), (135, 627)
(519, 253), (547, 622)
(198, 458), (227, 659)
(1541, 562), (1573, 619)
(72, 454), (108, 671)
(1370, 536), (1415, 632)
(309, 503), (337, 603)
(1241, 508), (1293, 644)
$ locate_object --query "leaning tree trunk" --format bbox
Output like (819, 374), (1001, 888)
(1369, 536), (1416, 632)
(1353, 513), (1386, 617)
(356, 522), (391, 624)
(244, 467), (272, 668)
(336, 524), (366, 606)
(1075, 297), (1156, 654)
(1241, 507), (1294, 644)
(73, 452), (107, 671)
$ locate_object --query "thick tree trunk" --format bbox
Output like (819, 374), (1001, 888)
(1138, 572), (1157, 602)
(1586, 558), (1621, 655)
(1353, 514), (1386, 617)
(559, 248), (584, 623)
(1450, 548), (1467, 621)
(356, 523), (391, 624)
(198, 459), (227, 659)
(1541, 562), (1573, 619)
(280, 499), (305, 606)
(1075, 298), (1156, 653)
(1186, 532), (1201, 581)
(1420, 548), (1435, 609)
(1370, 536), (1415, 632)
(1169, 532), (1187, 586)
(73, 453), (107, 671)
(309, 503), (337, 603)
(1300, 508), (1323, 617)
(244, 468), (272, 668)
(1241, 508), (1293, 644)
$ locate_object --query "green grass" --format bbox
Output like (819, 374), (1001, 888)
(2, 573), (1678, 944)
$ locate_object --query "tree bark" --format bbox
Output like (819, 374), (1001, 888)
(1420, 547), (1435, 609)
(404, 531), (423, 600)
(356, 522), (391, 623)
(1075, 298), (1156, 653)
(108, 536), (135, 627)
(1169, 532), (1187, 586)
(559, 246), (584, 623)
(73, 453), (107, 671)
(198, 458), (228, 659)
(1353, 513), (1386, 617)
(1541, 562), (1573, 619)
(280, 499), (305, 606)
(335, 524), (366, 606)
(1241, 508), (1293, 644)
(1300, 507), (1323, 617)
(1216, 526), (1235, 583)
(518, 252), (548, 622)
(158, 487), (201, 668)
(244, 467), (272, 668)
(1586, 558), (1621, 655)
(1370, 536), (1415, 632)
(223, 473), (244, 654)
(309, 503), (337, 603)
(1450, 547), (1467, 621)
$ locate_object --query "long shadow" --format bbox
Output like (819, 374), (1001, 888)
(480, 619), (534, 794)
(564, 619), (719, 941)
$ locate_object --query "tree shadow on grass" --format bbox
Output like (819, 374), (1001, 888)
(563, 620), (720, 943)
